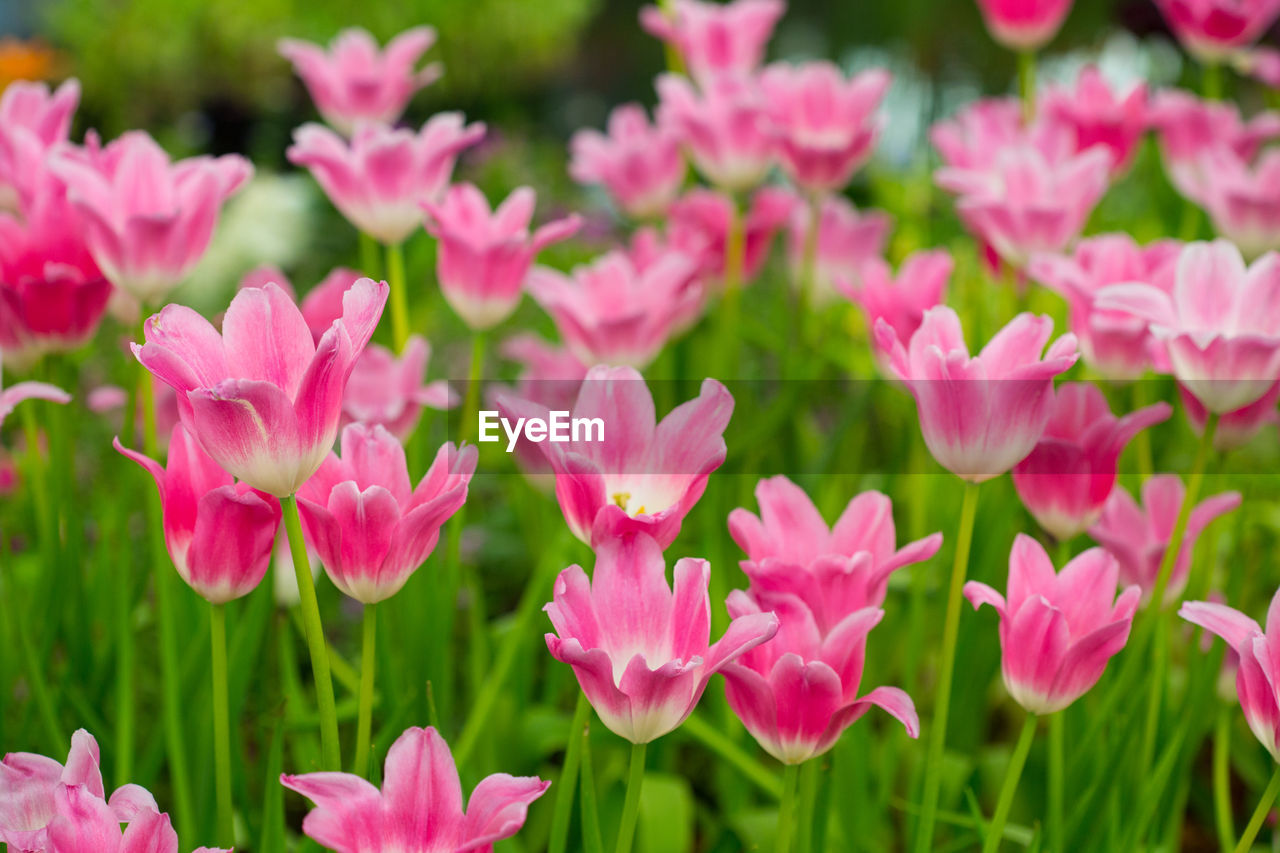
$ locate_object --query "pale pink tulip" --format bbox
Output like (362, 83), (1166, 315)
(656, 73), (774, 192)
(342, 336), (455, 439)
(278, 27), (442, 135)
(1089, 474), (1241, 603)
(975, 0), (1074, 50)
(297, 424), (476, 603)
(134, 277), (388, 496)
(1043, 65), (1149, 176)
(786, 196), (892, 305)
(1011, 383), (1171, 541)
(50, 131), (252, 304)
(528, 249), (699, 368)
(666, 186), (795, 291)
(0, 369), (69, 433)
(569, 103), (686, 219)
(297, 267), (366, 340)
(1180, 379), (1280, 451)
(758, 62), (890, 194)
(1097, 240), (1280, 413)
(288, 115), (484, 245)
(546, 528), (778, 743)
(639, 0), (784, 85)
(282, 725), (546, 853)
(115, 424), (281, 603)
(0, 79), (79, 212)
(1028, 234), (1181, 380)
(422, 183), (581, 330)
(1154, 0), (1280, 62)
(840, 249), (952, 370)
(1182, 589), (1280, 759)
(931, 97), (1075, 171)
(876, 307), (1078, 482)
(1197, 146), (1280, 258)
(1148, 90), (1280, 202)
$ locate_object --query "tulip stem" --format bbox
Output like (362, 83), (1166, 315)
(615, 741), (648, 853)
(353, 602), (377, 777)
(1234, 765), (1280, 853)
(715, 193), (745, 382)
(1132, 381), (1154, 478)
(776, 763), (801, 853)
(1203, 61), (1224, 102)
(462, 330), (486, 444)
(1048, 712), (1064, 853)
(210, 602), (234, 847)
(281, 494), (342, 770)
(657, 0), (687, 75)
(1215, 703), (1236, 851)
(386, 240), (409, 352)
(795, 759), (820, 853)
(548, 693), (591, 853)
(915, 480), (980, 853)
(359, 230), (381, 279)
(796, 192), (821, 353)
(1147, 413), (1217, 614)
(984, 713), (1038, 853)
(1018, 51), (1036, 124)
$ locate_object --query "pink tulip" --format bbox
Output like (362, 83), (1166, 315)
(134, 277), (388, 496)
(1182, 589), (1280, 759)
(283, 724), (546, 853)
(0, 730), (159, 851)
(1097, 240), (1280, 414)
(876, 307), (1078, 482)
(546, 527), (779, 743)
(342, 336), (455, 439)
(625, 227), (709, 331)
(528, 249), (699, 368)
(1011, 383), (1171, 541)
(1042, 66), (1149, 176)
(115, 424), (281, 603)
(0, 370), (69, 432)
(639, 0), (784, 85)
(422, 183), (581, 331)
(488, 334), (588, 482)
(932, 97), (1075, 172)
(974, 0), (1074, 50)
(49, 131), (252, 305)
(840, 249), (952, 371)
(1148, 90), (1280, 203)
(288, 115), (484, 245)
(656, 72), (775, 192)
(44, 794), (226, 853)
(278, 27), (442, 135)
(1236, 46), (1280, 88)
(498, 366), (733, 547)
(1196, 146), (1280, 259)
(297, 424), (476, 603)
(569, 103), (686, 219)
(1154, 0), (1280, 62)
(1028, 234), (1181, 381)
(936, 144), (1112, 269)
(666, 186), (795, 291)
(294, 267), (365, 340)
(0, 79), (79, 212)
(786, 196), (892, 305)
(1089, 474), (1241, 603)
(758, 62), (890, 194)
(1180, 378), (1280, 451)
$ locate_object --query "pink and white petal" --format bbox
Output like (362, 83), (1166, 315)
(280, 771), (384, 853)
(1180, 600), (1262, 651)
(222, 282), (316, 399)
(963, 581), (1007, 619)
(381, 727), (466, 846)
(458, 774), (551, 852)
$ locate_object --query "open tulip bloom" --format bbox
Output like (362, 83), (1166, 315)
(1154, 0), (1280, 63)
(655, 73), (775, 193)
(568, 102), (686, 220)
(639, 0), (784, 85)
(974, 0), (1075, 52)
(0, 78), (79, 212)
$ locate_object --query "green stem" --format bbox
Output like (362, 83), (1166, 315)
(353, 603), (377, 777)
(548, 693), (591, 853)
(915, 480), (980, 853)
(1018, 51), (1036, 124)
(1203, 61), (1224, 101)
(1147, 413), (1218, 613)
(715, 194), (745, 381)
(615, 741), (648, 853)
(1215, 704), (1236, 851)
(656, 0), (687, 75)
(580, 721), (604, 853)
(114, 522), (135, 787)
(210, 603), (234, 847)
(359, 230), (381, 279)
(983, 713), (1038, 853)
(795, 760), (819, 853)
(1131, 382), (1155, 478)
(461, 331), (487, 444)
(1234, 765), (1280, 853)
(1048, 712), (1064, 853)
(777, 763), (801, 853)
(385, 241), (409, 352)
(680, 713), (783, 798)
(796, 193), (821, 353)
(281, 495), (341, 770)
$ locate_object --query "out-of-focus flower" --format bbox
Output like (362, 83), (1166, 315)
(876, 306), (1078, 482)
(497, 366), (732, 547)
(528, 249), (699, 368)
(1154, 0), (1280, 63)
(627, 227), (708, 331)
(0, 78), (78, 212)
(1042, 65), (1149, 176)
(639, 0), (784, 85)
(342, 336), (455, 439)
(1098, 240), (1280, 414)
(666, 186), (795, 291)
(1182, 589), (1280, 759)
(786, 196), (892, 305)
(50, 131), (252, 305)
(974, 0), (1075, 51)
(841, 249), (952, 371)
(1196, 146), (1280, 259)
(0, 361), (68, 432)
(1011, 383), (1171, 541)
(422, 183), (581, 331)
(569, 103), (686, 220)
(488, 334), (588, 483)
(1089, 474), (1241, 603)
(282, 725), (548, 852)
(546, 527), (778, 743)
(758, 62), (890, 194)
(278, 27), (442, 136)
(1148, 90), (1280, 202)
(656, 73), (774, 193)
(965, 535), (1139, 713)
(134, 278), (387, 497)
(1180, 379), (1280, 451)
(298, 424), (475, 604)
(1235, 46), (1280, 88)
(1029, 234), (1181, 381)
(931, 97), (1075, 171)
(936, 144), (1112, 269)
(0, 39), (60, 90)
(288, 115), (484, 245)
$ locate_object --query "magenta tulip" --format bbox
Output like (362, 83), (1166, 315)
(1154, 0), (1280, 62)
(974, 0), (1074, 50)
(1148, 90), (1280, 203)
(569, 103), (687, 220)
(932, 97), (1075, 172)
(656, 72), (775, 192)
(840, 249), (952, 372)
(666, 186), (795, 291)
(639, 0), (784, 85)
(0, 78), (79, 212)
(1042, 65), (1149, 176)
(786, 196), (892, 305)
